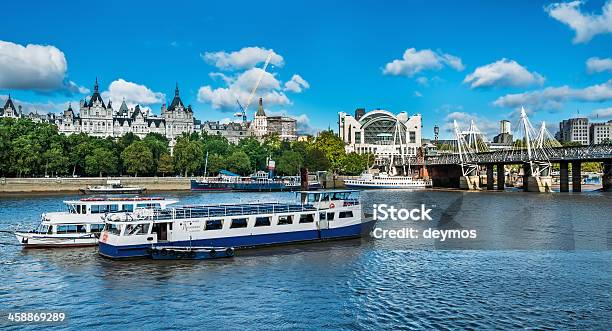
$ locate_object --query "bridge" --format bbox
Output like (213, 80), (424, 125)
(385, 107), (612, 192)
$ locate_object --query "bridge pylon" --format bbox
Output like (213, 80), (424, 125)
(453, 120), (480, 190)
(518, 107), (553, 192)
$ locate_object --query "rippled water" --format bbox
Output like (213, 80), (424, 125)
(1, 190), (611, 330)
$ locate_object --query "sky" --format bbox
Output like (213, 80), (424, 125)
(0, 0), (611, 139)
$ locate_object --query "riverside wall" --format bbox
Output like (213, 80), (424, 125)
(0, 177), (190, 194)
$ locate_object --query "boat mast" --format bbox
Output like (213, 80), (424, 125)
(204, 151), (209, 177)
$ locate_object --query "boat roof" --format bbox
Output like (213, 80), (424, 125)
(64, 197), (174, 204)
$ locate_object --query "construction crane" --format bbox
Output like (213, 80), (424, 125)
(234, 52), (273, 123)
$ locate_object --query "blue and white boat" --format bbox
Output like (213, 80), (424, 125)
(98, 190), (374, 259)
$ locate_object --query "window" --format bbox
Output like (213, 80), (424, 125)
(327, 212), (335, 221)
(230, 218), (248, 229)
(104, 223), (121, 235)
(339, 211), (354, 218)
(90, 224), (105, 233)
(125, 223), (150, 235)
(110, 204), (119, 212)
(308, 193), (321, 203)
(278, 215), (293, 225)
(76, 225), (87, 233)
(56, 225), (69, 234)
(319, 212), (326, 221)
(205, 219), (223, 230)
(255, 216), (271, 227)
(121, 204), (134, 212)
(299, 214), (314, 223)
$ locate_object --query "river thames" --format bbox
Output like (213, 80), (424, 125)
(1, 190), (610, 329)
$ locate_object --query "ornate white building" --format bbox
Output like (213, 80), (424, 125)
(249, 98), (297, 141)
(0, 95), (23, 119)
(55, 80), (196, 146)
(338, 108), (422, 160)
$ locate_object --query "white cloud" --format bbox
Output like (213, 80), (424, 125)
(463, 59), (545, 89)
(443, 111), (498, 138)
(545, 1), (612, 44)
(202, 46), (284, 71)
(284, 74), (310, 93)
(416, 77), (429, 86)
(383, 48), (464, 77)
(493, 79), (612, 110)
(586, 57), (612, 73)
(0, 40), (88, 95)
(198, 48), (307, 112)
(101, 79), (165, 111)
(589, 107), (612, 118)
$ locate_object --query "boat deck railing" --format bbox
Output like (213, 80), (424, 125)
(143, 202), (321, 221)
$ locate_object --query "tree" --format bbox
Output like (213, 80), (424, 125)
(206, 153), (227, 175)
(276, 150), (304, 175)
(226, 150), (251, 175)
(121, 141), (153, 177)
(67, 133), (92, 176)
(173, 137), (204, 176)
(85, 147), (117, 177)
(312, 130), (346, 173)
(239, 137), (267, 171)
(143, 133), (169, 168)
(43, 143), (69, 177)
(305, 148), (331, 172)
(11, 135), (42, 177)
(157, 153), (174, 176)
(341, 152), (369, 175)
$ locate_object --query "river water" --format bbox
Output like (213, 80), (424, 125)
(0, 190), (610, 330)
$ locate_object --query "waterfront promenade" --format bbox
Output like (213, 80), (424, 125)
(0, 177), (190, 194)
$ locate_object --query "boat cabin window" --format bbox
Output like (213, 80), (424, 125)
(327, 212), (335, 221)
(332, 192), (349, 200)
(321, 193), (330, 202)
(137, 203), (161, 209)
(277, 215), (293, 225)
(35, 224), (51, 234)
(56, 225), (86, 233)
(254, 216), (271, 227)
(307, 193), (321, 203)
(205, 219), (223, 230)
(230, 218), (248, 229)
(91, 204), (119, 214)
(121, 204), (134, 212)
(90, 224), (105, 233)
(339, 211), (353, 218)
(104, 223), (121, 235)
(299, 214), (314, 223)
(319, 212), (326, 221)
(125, 223), (150, 235)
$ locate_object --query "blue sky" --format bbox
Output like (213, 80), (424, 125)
(0, 0), (611, 138)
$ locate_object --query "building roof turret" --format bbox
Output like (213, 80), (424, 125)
(256, 97), (266, 117)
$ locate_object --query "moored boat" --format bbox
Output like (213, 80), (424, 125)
(98, 190), (374, 259)
(344, 172), (432, 189)
(80, 179), (146, 195)
(14, 197), (177, 248)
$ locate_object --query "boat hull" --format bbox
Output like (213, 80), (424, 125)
(80, 188), (146, 195)
(150, 247), (234, 260)
(15, 232), (98, 248)
(99, 219), (376, 259)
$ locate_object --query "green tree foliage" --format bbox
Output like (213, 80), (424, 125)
(340, 152), (371, 175)
(276, 150), (304, 175)
(85, 147), (117, 177)
(173, 136), (204, 176)
(226, 150), (251, 175)
(0, 118), (374, 177)
(121, 141), (153, 177)
(157, 153), (174, 176)
(312, 130), (346, 173)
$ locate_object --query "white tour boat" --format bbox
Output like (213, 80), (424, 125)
(98, 190), (375, 259)
(14, 197), (177, 248)
(344, 172), (432, 189)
